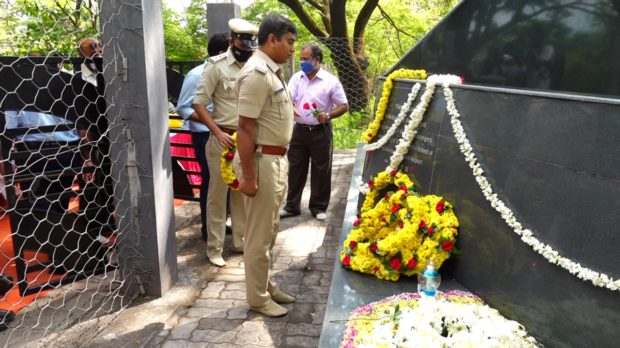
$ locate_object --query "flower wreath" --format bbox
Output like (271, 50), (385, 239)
(361, 69), (427, 143)
(220, 132), (239, 190)
(340, 170), (459, 281)
(341, 290), (539, 347)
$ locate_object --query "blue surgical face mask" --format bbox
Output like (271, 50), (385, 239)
(300, 60), (314, 74)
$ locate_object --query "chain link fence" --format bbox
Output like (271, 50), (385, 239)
(0, 1), (162, 346)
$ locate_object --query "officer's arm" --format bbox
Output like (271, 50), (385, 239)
(237, 116), (258, 197)
(193, 63), (235, 147)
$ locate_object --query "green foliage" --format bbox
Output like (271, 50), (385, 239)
(0, 0), (99, 56)
(242, 0), (314, 47)
(333, 110), (373, 149)
(162, 3), (205, 60)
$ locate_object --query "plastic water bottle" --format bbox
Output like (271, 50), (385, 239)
(417, 263), (441, 297)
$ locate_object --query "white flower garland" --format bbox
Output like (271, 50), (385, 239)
(439, 75), (620, 291)
(387, 82), (436, 171)
(361, 73), (619, 291)
(363, 83), (422, 152)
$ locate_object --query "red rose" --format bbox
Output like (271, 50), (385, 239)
(399, 223), (404, 229)
(391, 204), (400, 214)
(436, 200), (446, 213)
(352, 219), (360, 227)
(427, 226), (434, 235)
(419, 220), (427, 229)
(460, 76), (465, 83)
(389, 258), (402, 271)
(225, 151), (235, 160)
(390, 170), (398, 176)
(368, 180), (374, 189)
(343, 255), (351, 267)
(303, 102), (310, 110)
(441, 240), (455, 252)
(399, 185), (408, 193)
(231, 180), (240, 189)
(407, 258), (417, 269)
(384, 193), (390, 199)
(311, 102), (317, 109)
(349, 240), (358, 250)
(369, 243), (378, 254)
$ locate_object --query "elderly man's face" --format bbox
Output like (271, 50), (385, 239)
(80, 39), (102, 58)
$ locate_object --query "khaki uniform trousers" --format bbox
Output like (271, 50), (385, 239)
(205, 136), (245, 259)
(235, 152), (288, 307)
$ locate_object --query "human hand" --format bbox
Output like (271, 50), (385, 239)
(239, 176), (258, 197)
(216, 131), (235, 148)
(318, 112), (330, 124)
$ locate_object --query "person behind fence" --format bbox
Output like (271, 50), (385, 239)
(279, 42), (348, 221)
(176, 33), (229, 242)
(235, 14), (297, 318)
(76, 37), (103, 86)
(193, 18), (258, 267)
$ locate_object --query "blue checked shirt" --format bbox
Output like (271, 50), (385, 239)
(176, 62), (213, 133)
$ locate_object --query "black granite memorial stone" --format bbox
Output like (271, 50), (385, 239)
(358, 79), (620, 347)
(392, 0), (620, 98)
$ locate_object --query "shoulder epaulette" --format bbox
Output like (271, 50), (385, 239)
(208, 52), (227, 63)
(254, 64), (268, 74)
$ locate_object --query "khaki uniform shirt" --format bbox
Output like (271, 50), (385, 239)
(194, 48), (243, 129)
(236, 49), (293, 147)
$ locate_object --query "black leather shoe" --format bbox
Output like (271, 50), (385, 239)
(279, 209), (300, 218)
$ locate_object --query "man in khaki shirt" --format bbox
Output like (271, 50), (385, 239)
(235, 14), (298, 318)
(194, 18), (258, 267)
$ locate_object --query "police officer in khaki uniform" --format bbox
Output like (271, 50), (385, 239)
(194, 18), (259, 267)
(235, 14), (298, 318)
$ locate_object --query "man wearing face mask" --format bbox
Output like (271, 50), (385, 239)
(194, 18), (258, 267)
(280, 42), (348, 221)
(77, 37), (103, 86)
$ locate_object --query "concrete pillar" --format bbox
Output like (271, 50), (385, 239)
(99, 0), (177, 297)
(207, 2), (241, 39)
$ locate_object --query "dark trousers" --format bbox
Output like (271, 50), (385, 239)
(284, 123), (333, 216)
(191, 131), (210, 238)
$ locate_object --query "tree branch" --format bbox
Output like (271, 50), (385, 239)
(329, 0), (348, 38)
(377, 5), (417, 39)
(55, 0), (79, 28)
(353, 0), (379, 40)
(304, 0), (325, 12)
(279, 0), (328, 37)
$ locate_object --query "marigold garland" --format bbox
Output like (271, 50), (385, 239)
(361, 69), (427, 143)
(220, 132), (239, 190)
(340, 170), (459, 281)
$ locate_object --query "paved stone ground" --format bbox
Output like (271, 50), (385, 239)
(147, 149), (356, 348)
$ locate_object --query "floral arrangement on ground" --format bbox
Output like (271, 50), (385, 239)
(340, 169), (459, 281)
(341, 290), (539, 348)
(220, 132), (239, 190)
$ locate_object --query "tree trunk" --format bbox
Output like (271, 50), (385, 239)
(321, 38), (370, 112)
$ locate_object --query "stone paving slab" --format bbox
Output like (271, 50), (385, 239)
(64, 150), (355, 348)
(152, 150), (355, 348)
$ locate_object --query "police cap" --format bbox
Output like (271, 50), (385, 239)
(229, 18), (259, 49)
